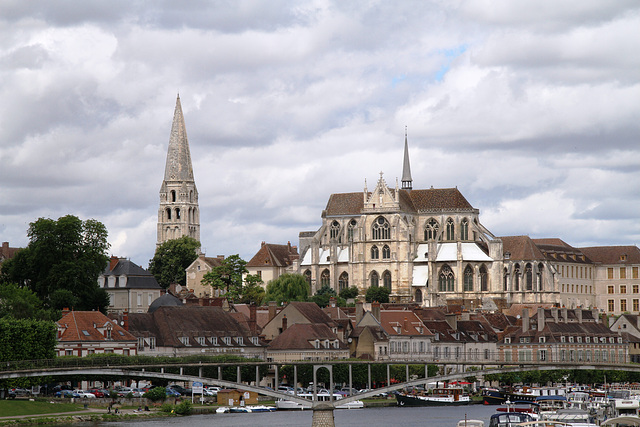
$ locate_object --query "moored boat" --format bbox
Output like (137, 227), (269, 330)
(396, 387), (471, 407)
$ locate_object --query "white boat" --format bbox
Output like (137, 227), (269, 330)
(215, 406), (229, 413)
(602, 415), (640, 426)
(275, 392), (363, 410)
(456, 419), (484, 427)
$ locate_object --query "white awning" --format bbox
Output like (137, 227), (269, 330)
(412, 265), (429, 287)
(318, 248), (331, 265)
(300, 248), (313, 266)
(337, 247), (349, 263)
(415, 244), (429, 261)
(435, 243), (493, 262)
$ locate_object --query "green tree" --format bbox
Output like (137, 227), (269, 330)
(143, 386), (167, 402)
(148, 236), (200, 289)
(264, 273), (309, 305)
(0, 215), (110, 312)
(201, 255), (248, 302)
(308, 284), (345, 307)
(239, 274), (265, 305)
(339, 286), (359, 300)
(0, 283), (57, 320)
(365, 286), (390, 303)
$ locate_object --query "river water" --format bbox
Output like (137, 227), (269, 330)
(74, 404), (499, 427)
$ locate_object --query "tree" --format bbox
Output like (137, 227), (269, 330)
(308, 284), (345, 307)
(201, 255), (248, 302)
(0, 215), (111, 312)
(365, 286), (390, 303)
(238, 274), (265, 305)
(264, 273), (309, 305)
(339, 286), (359, 300)
(0, 283), (57, 320)
(148, 236), (200, 289)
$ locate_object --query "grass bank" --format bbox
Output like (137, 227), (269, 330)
(0, 400), (84, 417)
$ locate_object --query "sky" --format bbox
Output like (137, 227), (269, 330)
(1, 1), (639, 269)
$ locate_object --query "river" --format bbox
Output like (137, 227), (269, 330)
(73, 405), (499, 427)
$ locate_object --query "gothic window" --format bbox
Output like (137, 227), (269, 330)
(480, 265), (488, 292)
(537, 263), (544, 291)
(166, 208), (172, 220)
(171, 190), (176, 202)
(514, 264), (521, 291)
(439, 265), (455, 292)
(371, 245), (379, 259)
(372, 216), (390, 240)
(464, 265), (474, 292)
(382, 245), (391, 259)
(383, 271), (392, 291)
(424, 218), (439, 241)
(338, 272), (349, 292)
(446, 218), (455, 240)
(503, 268), (508, 291)
(320, 269), (330, 287)
(330, 220), (341, 242)
(175, 208), (181, 220)
(461, 218), (469, 241)
(415, 289), (423, 303)
(370, 271), (379, 287)
(525, 263), (533, 290)
(347, 219), (357, 241)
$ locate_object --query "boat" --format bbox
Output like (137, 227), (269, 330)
(601, 415), (640, 426)
(483, 388), (506, 405)
(215, 406), (229, 413)
(228, 406), (251, 413)
(488, 412), (534, 427)
(456, 419), (485, 426)
(396, 386), (471, 406)
(246, 405), (276, 412)
(275, 392), (363, 410)
(542, 408), (597, 426)
(496, 401), (539, 420)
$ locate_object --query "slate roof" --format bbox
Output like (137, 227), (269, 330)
(57, 311), (136, 342)
(579, 246), (640, 264)
(101, 258), (161, 290)
(268, 323), (347, 350)
(247, 242), (299, 268)
(350, 325), (388, 341)
(324, 188), (474, 216)
(148, 293), (183, 313)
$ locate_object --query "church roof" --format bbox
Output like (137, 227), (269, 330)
(324, 188), (474, 216)
(163, 95), (195, 183)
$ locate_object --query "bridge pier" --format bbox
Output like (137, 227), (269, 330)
(311, 403), (335, 427)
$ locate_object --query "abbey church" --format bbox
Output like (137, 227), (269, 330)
(155, 97), (640, 316)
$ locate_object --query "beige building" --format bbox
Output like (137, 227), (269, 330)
(99, 257), (162, 314)
(185, 254), (224, 297)
(245, 242), (299, 287)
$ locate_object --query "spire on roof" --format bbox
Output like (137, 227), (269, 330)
(401, 127), (412, 190)
(163, 95), (194, 182)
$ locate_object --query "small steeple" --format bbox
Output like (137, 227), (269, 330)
(164, 94), (194, 182)
(401, 127), (412, 190)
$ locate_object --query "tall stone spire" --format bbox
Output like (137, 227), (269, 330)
(401, 128), (413, 190)
(157, 95), (200, 246)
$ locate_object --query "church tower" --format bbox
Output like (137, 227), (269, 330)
(401, 129), (413, 190)
(157, 95), (200, 246)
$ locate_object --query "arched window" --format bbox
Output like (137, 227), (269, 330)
(415, 289), (423, 303)
(372, 216), (390, 240)
(460, 218), (469, 241)
(525, 263), (533, 290)
(537, 263), (544, 291)
(464, 265), (474, 292)
(446, 218), (455, 240)
(503, 268), (508, 291)
(383, 271), (392, 291)
(439, 265), (455, 292)
(370, 271), (379, 287)
(382, 245), (391, 259)
(171, 190), (177, 202)
(424, 218), (439, 241)
(371, 245), (379, 260)
(347, 219), (357, 241)
(175, 208), (181, 220)
(480, 265), (488, 292)
(338, 272), (349, 292)
(189, 190), (193, 203)
(166, 208), (172, 220)
(330, 220), (341, 242)
(514, 264), (521, 291)
(320, 269), (330, 287)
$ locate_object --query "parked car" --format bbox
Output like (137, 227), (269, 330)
(55, 390), (80, 398)
(131, 388), (145, 397)
(165, 388), (181, 397)
(87, 389), (106, 398)
(74, 390), (96, 398)
(168, 384), (192, 395)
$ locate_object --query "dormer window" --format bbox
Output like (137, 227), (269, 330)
(180, 337), (190, 346)
(237, 337), (244, 346)
(315, 339), (320, 349)
(569, 336), (574, 343)
(504, 337), (511, 344)
(561, 336), (566, 343)
(333, 340), (339, 348)
(577, 337), (582, 343)
(209, 337), (218, 345)
(539, 336), (545, 343)
(585, 337), (590, 343)
(324, 339), (329, 348)
(223, 337), (231, 345)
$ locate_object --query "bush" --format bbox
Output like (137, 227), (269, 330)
(143, 387), (166, 402)
(365, 286), (390, 303)
(174, 400), (192, 415)
(160, 403), (174, 413)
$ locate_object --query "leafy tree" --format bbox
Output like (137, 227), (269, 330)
(365, 286), (390, 303)
(148, 236), (200, 289)
(238, 275), (266, 305)
(201, 255), (248, 302)
(143, 386), (167, 402)
(0, 215), (110, 312)
(0, 283), (57, 320)
(308, 284), (346, 307)
(339, 286), (359, 300)
(0, 317), (57, 362)
(264, 273), (309, 305)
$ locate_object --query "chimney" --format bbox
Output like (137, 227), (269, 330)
(282, 315), (288, 332)
(537, 307), (545, 331)
(330, 296), (336, 308)
(109, 256), (119, 271)
(123, 311), (129, 331)
(61, 307), (71, 317)
(371, 301), (381, 322)
(445, 313), (457, 330)
(249, 304), (257, 334)
(261, 241), (266, 247)
(551, 307), (559, 323)
(403, 317), (408, 332)
(522, 308), (530, 333)
(593, 309), (600, 324)
(355, 301), (364, 325)
(268, 301), (277, 322)
(561, 307), (568, 323)
(576, 309), (583, 324)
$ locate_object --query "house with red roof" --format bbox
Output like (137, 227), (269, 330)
(56, 309), (138, 357)
(245, 242), (299, 287)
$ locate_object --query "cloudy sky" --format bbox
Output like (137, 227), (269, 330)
(1, 1), (639, 268)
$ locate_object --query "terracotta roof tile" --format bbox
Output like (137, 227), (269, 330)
(57, 311), (136, 342)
